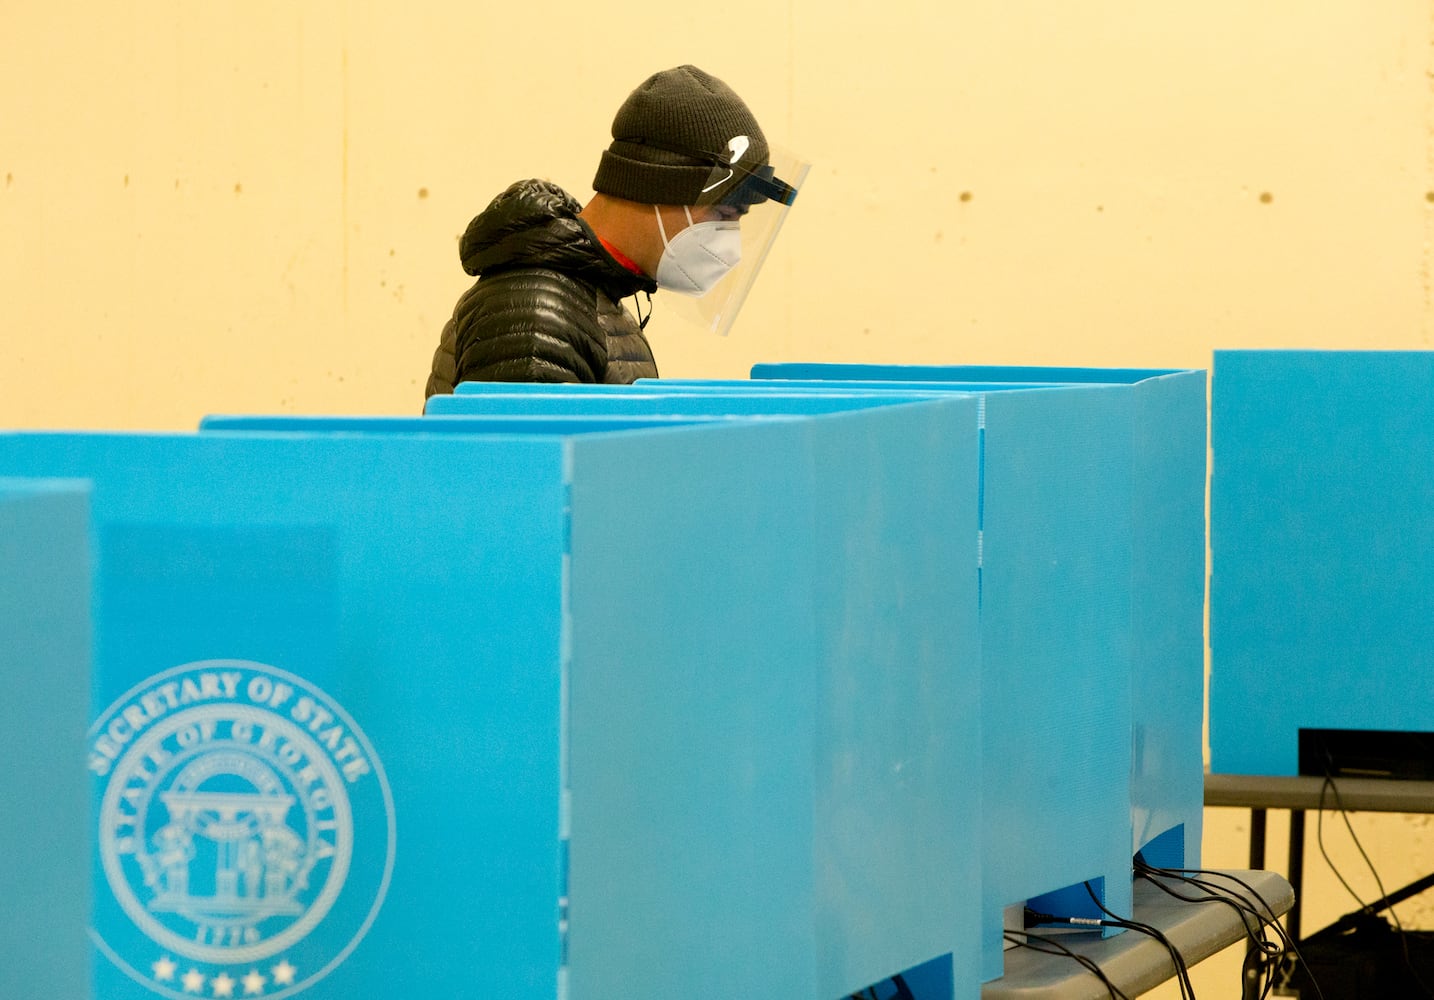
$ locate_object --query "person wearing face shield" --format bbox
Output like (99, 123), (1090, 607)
(424, 65), (805, 397)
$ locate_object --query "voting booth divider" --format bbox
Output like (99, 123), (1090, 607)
(423, 366), (1207, 983)
(0, 402), (981, 1000)
(748, 364), (1207, 976)
(1210, 350), (1434, 776)
(0, 361), (1206, 1000)
(0, 479), (93, 1000)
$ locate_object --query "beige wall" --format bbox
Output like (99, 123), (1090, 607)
(7, 1), (1433, 428)
(3, 1), (1431, 994)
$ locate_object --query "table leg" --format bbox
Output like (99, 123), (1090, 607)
(1287, 810), (1305, 942)
(1250, 808), (1267, 870)
(1241, 943), (1265, 1000)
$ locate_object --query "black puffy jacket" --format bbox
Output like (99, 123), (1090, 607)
(425, 179), (659, 398)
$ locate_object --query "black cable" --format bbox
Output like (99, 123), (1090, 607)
(1146, 864), (1329, 1000)
(1081, 881), (1197, 1000)
(1084, 880), (1195, 998)
(1147, 870), (1287, 1000)
(1003, 929), (1133, 1000)
(1133, 863), (1282, 960)
(1317, 775), (1434, 999)
(1023, 896), (1193, 999)
(1315, 776), (1373, 912)
(632, 291), (652, 331)
(1134, 861), (1323, 1000)
(1134, 862), (1285, 948)
(1323, 775), (1397, 911)
(1138, 867), (1280, 921)
(1238, 940), (1278, 1000)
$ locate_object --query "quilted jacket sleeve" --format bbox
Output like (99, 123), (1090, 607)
(450, 268), (608, 385)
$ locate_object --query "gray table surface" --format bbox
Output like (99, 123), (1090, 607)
(1202, 772), (1434, 944)
(1204, 772), (1434, 813)
(982, 869), (1293, 999)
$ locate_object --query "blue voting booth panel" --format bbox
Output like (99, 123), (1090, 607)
(0, 479), (93, 1000)
(561, 404), (980, 1000)
(976, 386), (1135, 976)
(429, 382), (1131, 982)
(0, 408), (981, 1000)
(425, 390), (942, 416)
(1210, 350), (1434, 775)
(207, 405), (983, 1000)
(751, 363), (1206, 976)
(451, 379), (1062, 393)
(751, 363), (1188, 384)
(753, 364), (1206, 869)
(1126, 371), (1206, 871)
(203, 414), (753, 434)
(0, 432), (570, 1000)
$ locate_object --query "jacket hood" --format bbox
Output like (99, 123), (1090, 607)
(458, 179), (657, 298)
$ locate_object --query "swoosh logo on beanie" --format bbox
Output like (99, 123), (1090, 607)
(700, 135), (751, 194)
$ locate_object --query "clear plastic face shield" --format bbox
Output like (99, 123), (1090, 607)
(659, 140), (809, 337)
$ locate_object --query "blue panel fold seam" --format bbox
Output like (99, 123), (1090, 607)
(558, 442), (574, 1000)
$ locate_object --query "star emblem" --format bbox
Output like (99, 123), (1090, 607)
(242, 969), (267, 995)
(211, 971), (235, 997)
(270, 960), (297, 986)
(152, 956), (178, 981)
(182, 969), (206, 993)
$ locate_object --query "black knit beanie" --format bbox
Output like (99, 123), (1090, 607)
(593, 65), (769, 205)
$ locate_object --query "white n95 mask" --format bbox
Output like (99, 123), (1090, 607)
(653, 205), (741, 297)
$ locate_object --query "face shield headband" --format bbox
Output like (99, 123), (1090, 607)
(610, 136), (799, 209)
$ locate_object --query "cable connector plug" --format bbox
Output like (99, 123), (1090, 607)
(1024, 908), (1111, 929)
